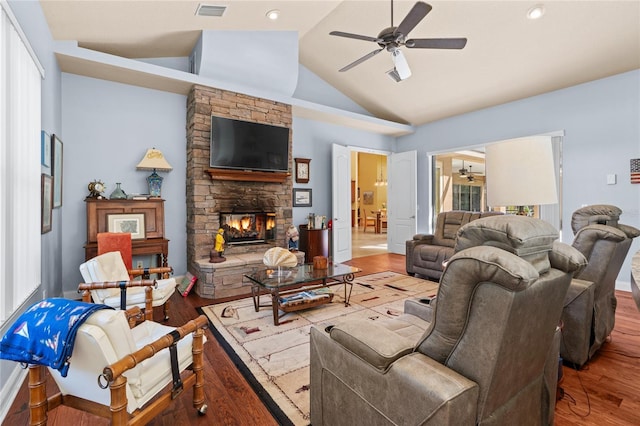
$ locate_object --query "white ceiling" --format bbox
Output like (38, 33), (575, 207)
(39, 0), (640, 126)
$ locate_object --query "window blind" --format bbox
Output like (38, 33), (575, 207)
(0, 2), (43, 325)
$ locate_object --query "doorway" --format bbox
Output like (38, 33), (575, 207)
(351, 152), (388, 258)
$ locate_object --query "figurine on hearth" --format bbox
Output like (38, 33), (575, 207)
(210, 228), (226, 263)
(286, 224), (299, 251)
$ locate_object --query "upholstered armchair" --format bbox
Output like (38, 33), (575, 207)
(80, 251), (176, 322)
(311, 215), (586, 425)
(560, 205), (640, 367)
(1, 299), (208, 425)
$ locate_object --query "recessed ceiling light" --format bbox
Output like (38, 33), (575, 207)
(266, 9), (280, 20)
(527, 4), (545, 20)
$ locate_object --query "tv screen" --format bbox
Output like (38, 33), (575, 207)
(210, 115), (290, 172)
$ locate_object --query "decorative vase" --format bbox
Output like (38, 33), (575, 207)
(109, 182), (127, 200)
(147, 170), (163, 197)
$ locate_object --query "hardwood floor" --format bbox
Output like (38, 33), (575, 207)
(3, 253), (639, 425)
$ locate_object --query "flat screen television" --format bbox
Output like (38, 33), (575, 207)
(210, 115), (290, 172)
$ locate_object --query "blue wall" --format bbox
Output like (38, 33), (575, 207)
(292, 117), (394, 226)
(398, 69), (640, 288)
(60, 74), (188, 294)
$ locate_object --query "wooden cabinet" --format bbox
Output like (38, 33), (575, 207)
(298, 225), (330, 260)
(84, 198), (169, 267)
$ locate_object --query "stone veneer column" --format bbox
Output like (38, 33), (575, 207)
(185, 85), (294, 299)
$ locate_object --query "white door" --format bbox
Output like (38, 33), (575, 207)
(332, 144), (352, 263)
(388, 150), (417, 254)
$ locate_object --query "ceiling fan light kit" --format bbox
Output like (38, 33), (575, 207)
(391, 49), (412, 80)
(386, 68), (402, 82)
(330, 1), (467, 80)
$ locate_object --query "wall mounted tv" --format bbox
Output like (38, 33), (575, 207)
(210, 115), (290, 173)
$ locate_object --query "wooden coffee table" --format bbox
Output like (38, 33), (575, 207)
(245, 263), (360, 325)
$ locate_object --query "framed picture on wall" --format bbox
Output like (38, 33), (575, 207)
(41, 174), (52, 234)
(293, 188), (312, 207)
(107, 213), (146, 239)
(363, 191), (374, 205)
(52, 134), (63, 208)
(41, 131), (51, 168)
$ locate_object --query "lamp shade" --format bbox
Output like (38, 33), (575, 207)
(486, 136), (557, 207)
(136, 148), (173, 172)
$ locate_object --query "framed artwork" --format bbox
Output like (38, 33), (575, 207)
(41, 174), (52, 234)
(294, 158), (311, 183)
(52, 134), (63, 208)
(293, 188), (312, 207)
(107, 213), (146, 239)
(41, 131), (51, 168)
(363, 191), (374, 205)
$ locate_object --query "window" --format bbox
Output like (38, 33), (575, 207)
(453, 184), (482, 212)
(0, 2), (44, 325)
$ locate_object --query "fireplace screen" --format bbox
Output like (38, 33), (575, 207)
(220, 212), (276, 245)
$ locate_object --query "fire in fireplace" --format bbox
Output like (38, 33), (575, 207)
(220, 212), (276, 245)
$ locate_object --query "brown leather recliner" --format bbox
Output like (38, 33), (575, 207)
(406, 210), (502, 281)
(560, 205), (640, 367)
(311, 215), (586, 425)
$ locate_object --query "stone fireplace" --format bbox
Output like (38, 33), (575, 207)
(185, 85), (296, 300)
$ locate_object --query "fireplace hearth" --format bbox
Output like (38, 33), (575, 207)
(220, 212), (276, 245)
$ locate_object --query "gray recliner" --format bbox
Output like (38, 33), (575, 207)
(406, 210), (502, 281)
(311, 215), (586, 425)
(560, 204), (640, 367)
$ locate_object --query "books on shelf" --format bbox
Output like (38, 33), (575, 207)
(128, 193), (150, 200)
(177, 272), (197, 297)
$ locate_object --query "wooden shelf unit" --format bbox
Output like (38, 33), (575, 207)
(84, 198), (169, 268)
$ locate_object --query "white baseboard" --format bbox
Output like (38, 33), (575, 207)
(0, 363), (28, 423)
(615, 279), (631, 292)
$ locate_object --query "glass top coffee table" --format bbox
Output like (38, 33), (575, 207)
(245, 263), (360, 325)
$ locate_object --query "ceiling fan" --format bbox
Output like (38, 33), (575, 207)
(459, 161), (475, 182)
(330, 1), (467, 81)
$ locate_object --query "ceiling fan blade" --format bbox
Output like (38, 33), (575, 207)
(395, 1), (432, 37)
(330, 31), (381, 43)
(405, 38), (467, 49)
(338, 48), (384, 72)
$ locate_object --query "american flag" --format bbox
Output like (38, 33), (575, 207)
(632, 159), (640, 184)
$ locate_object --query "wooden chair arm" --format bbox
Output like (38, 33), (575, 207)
(78, 280), (157, 323)
(124, 306), (144, 327)
(128, 266), (174, 279)
(78, 280), (157, 292)
(102, 315), (209, 382)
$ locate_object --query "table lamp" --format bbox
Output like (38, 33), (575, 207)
(486, 136), (557, 214)
(136, 148), (172, 197)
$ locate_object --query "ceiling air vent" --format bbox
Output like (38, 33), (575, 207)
(196, 4), (226, 17)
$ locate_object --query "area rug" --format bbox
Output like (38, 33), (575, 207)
(199, 271), (439, 425)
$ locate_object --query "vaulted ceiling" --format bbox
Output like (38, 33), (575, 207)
(40, 1), (640, 126)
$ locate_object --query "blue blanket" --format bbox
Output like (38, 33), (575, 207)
(0, 298), (112, 377)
